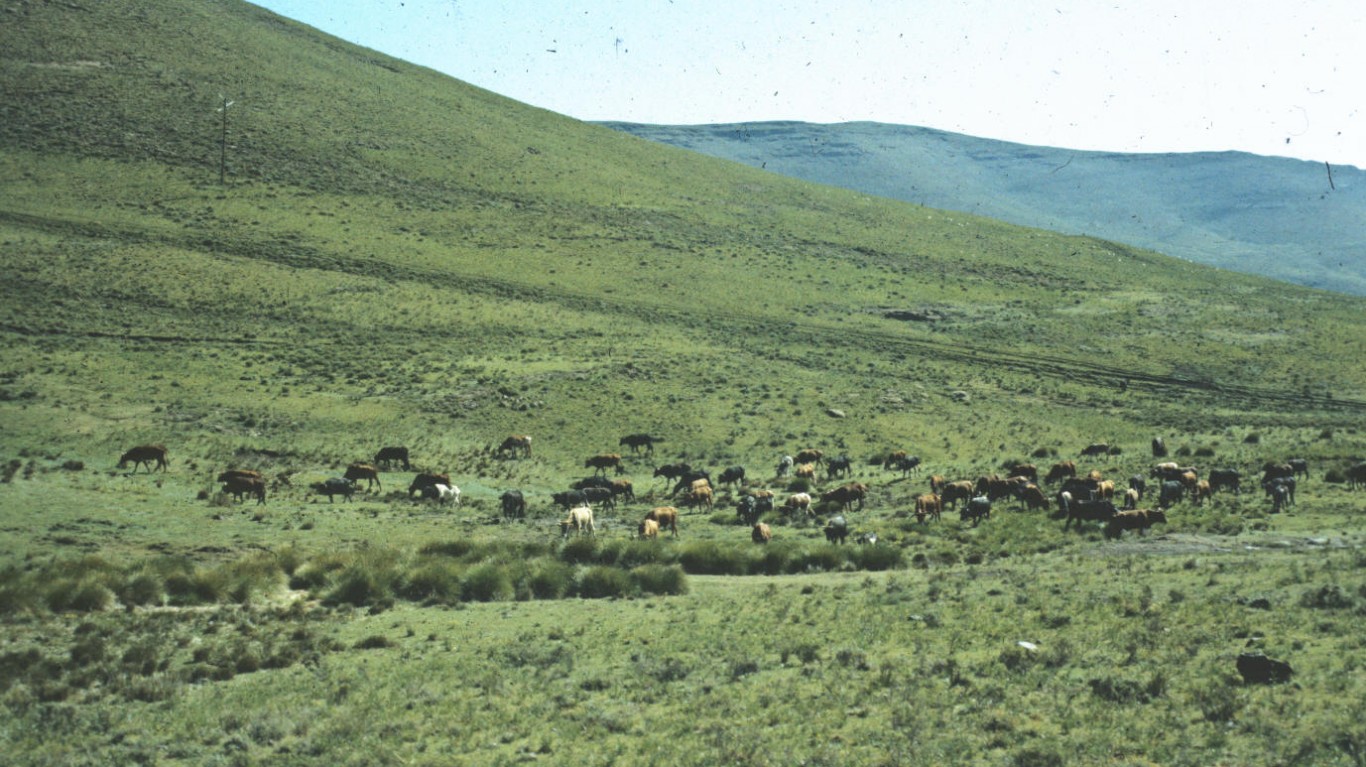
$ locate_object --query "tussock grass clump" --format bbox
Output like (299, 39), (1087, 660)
(461, 562), (514, 602)
(632, 564), (688, 596)
(523, 561), (575, 600)
(677, 541), (748, 575)
(576, 566), (636, 599)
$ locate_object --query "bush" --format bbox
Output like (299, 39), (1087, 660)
(324, 567), (390, 607)
(47, 580), (114, 613)
(576, 566), (636, 599)
(419, 540), (475, 559)
(849, 545), (905, 571)
(632, 564), (688, 596)
(397, 561), (462, 603)
(461, 563), (514, 602)
(677, 541), (748, 575)
(559, 536), (600, 565)
(524, 561), (574, 600)
(119, 573), (165, 607)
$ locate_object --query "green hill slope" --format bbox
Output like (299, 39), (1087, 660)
(3, 0), (1365, 483)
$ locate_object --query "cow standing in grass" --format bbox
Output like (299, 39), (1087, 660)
(119, 444), (169, 473)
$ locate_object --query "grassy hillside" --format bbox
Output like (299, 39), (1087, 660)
(3, 2), (1366, 765)
(604, 121), (1366, 296)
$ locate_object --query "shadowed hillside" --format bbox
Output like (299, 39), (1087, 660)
(603, 121), (1366, 296)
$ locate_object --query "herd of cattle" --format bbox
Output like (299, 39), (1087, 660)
(116, 437), (1366, 546)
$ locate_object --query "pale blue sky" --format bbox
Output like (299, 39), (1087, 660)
(253, 0), (1365, 168)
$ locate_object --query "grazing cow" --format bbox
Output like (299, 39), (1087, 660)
(344, 463), (381, 491)
(1192, 480), (1212, 506)
(883, 450), (909, 469)
(560, 505), (595, 538)
(610, 479), (635, 503)
(929, 475), (947, 494)
(1006, 463), (1039, 483)
(826, 455), (853, 480)
(1122, 487), (1140, 510)
(654, 462), (692, 482)
(775, 455), (794, 478)
(500, 490), (526, 519)
(119, 444), (169, 473)
(572, 475), (615, 491)
(619, 433), (661, 455)
(940, 480), (975, 510)
(1158, 480), (1185, 508)
(783, 492), (813, 517)
(856, 532), (879, 545)
(961, 495), (991, 527)
(585, 453), (624, 476)
(1151, 462), (1180, 479)
(822, 482), (867, 512)
(643, 506), (680, 536)
(1128, 475), (1147, 500)
(1348, 462), (1366, 490)
(752, 522), (773, 544)
(736, 494), (760, 524)
(221, 475), (266, 505)
(913, 493), (942, 523)
(312, 477), (356, 502)
(581, 486), (615, 509)
(1261, 462), (1294, 484)
(1055, 490), (1073, 519)
(671, 471), (712, 498)
(795, 449), (824, 465)
(718, 465), (747, 487)
(1151, 437), (1168, 458)
(638, 518), (661, 540)
(552, 489), (587, 511)
(1081, 442), (1110, 457)
(1016, 483), (1050, 512)
(1065, 499), (1118, 530)
(409, 472), (451, 498)
(497, 434), (532, 458)
(681, 485), (713, 510)
(824, 515), (850, 544)
(1105, 508), (1168, 539)
(1208, 468), (1242, 495)
(418, 483), (460, 506)
(1044, 461), (1077, 484)
(794, 463), (817, 481)
(1287, 458), (1310, 480)
(373, 446), (410, 470)
(1060, 477), (1100, 503)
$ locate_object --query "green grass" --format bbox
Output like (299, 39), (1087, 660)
(3, 1), (1366, 764)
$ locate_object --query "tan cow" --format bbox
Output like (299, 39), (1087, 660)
(644, 506), (679, 536)
(752, 522), (773, 544)
(560, 505), (595, 538)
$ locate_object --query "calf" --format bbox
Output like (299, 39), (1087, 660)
(418, 483), (460, 506)
(638, 518), (661, 540)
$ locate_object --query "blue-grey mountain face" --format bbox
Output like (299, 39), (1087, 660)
(601, 121), (1364, 296)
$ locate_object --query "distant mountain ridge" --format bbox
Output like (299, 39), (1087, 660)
(601, 121), (1366, 295)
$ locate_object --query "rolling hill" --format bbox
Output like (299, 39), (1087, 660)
(3, 2), (1366, 765)
(603, 121), (1366, 296)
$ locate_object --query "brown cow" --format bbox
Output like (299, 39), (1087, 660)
(1016, 483), (1049, 512)
(940, 480), (974, 510)
(1044, 461), (1077, 483)
(119, 444), (169, 473)
(585, 453), (624, 476)
(929, 474), (947, 494)
(344, 463), (381, 491)
(221, 475), (266, 505)
(644, 506), (679, 536)
(752, 522), (773, 544)
(681, 486), (713, 510)
(373, 446), (411, 470)
(794, 463), (817, 481)
(1105, 508), (1168, 539)
(821, 482), (867, 512)
(1096, 479), (1116, 501)
(795, 449), (824, 465)
(217, 469), (262, 484)
(914, 493), (941, 523)
(611, 478), (635, 503)
(498, 435), (532, 458)
(1006, 463), (1038, 483)
(1192, 479), (1212, 506)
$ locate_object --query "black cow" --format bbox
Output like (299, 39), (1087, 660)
(312, 477), (356, 502)
(1208, 468), (1242, 495)
(1287, 458), (1310, 480)
(1065, 499), (1117, 530)
(1081, 442), (1110, 457)
(1151, 437), (1168, 458)
(775, 455), (794, 477)
(718, 466), (746, 487)
(1265, 478), (1295, 511)
(823, 515), (850, 544)
(670, 471), (711, 498)
(961, 495), (991, 527)
(552, 490), (587, 511)
(826, 455), (853, 480)
(619, 433), (661, 455)
(653, 463), (692, 481)
(373, 446), (411, 470)
(500, 490), (526, 519)
(581, 486), (615, 509)
(1128, 475), (1147, 500)
(1060, 477), (1100, 503)
(572, 476), (614, 491)
(1158, 480), (1185, 508)
(1237, 653), (1293, 685)
(736, 495), (760, 524)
